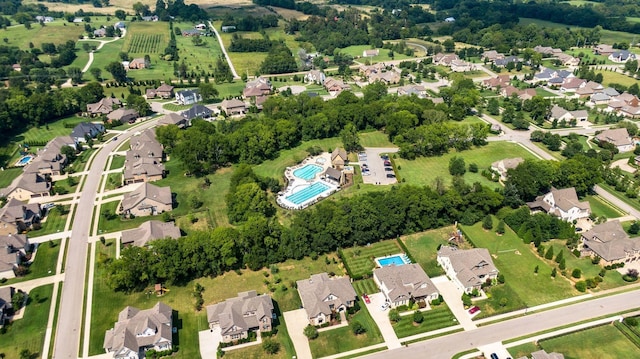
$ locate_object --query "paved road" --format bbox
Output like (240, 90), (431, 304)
(594, 184), (640, 219)
(363, 289), (640, 359)
(53, 119), (159, 359)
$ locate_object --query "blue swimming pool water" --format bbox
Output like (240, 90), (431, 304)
(377, 255), (408, 267)
(18, 155), (33, 165)
(293, 164), (323, 181)
(286, 181), (330, 205)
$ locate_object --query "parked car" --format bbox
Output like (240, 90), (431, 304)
(380, 302), (390, 311)
(383, 160), (391, 166)
(42, 203), (55, 210)
(363, 294), (371, 304)
(490, 353), (498, 359)
(386, 174), (396, 178)
(468, 306), (480, 315)
(112, 136), (118, 142)
(384, 167), (394, 171)
(381, 155), (389, 160)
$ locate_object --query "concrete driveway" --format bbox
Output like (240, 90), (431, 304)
(365, 292), (401, 349)
(283, 309), (312, 359)
(478, 342), (511, 359)
(361, 147), (399, 185)
(199, 327), (221, 359)
(431, 276), (476, 331)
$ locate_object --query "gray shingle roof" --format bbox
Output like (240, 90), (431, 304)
(121, 220), (181, 247)
(581, 220), (640, 262)
(206, 291), (274, 336)
(296, 273), (356, 319)
(374, 264), (438, 302)
(120, 183), (172, 214)
(104, 302), (173, 354)
(438, 246), (498, 288)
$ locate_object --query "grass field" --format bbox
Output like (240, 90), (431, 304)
(0, 17), (112, 50)
(109, 155), (125, 170)
(400, 226), (457, 277)
(461, 218), (578, 311)
(540, 324), (640, 358)
(519, 18), (640, 45)
(585, 195), (623, 219)
(392, 303), (457, 338)
(2, 240), (60, 284)
(338, 45), (413, 63)
(308, 304), (383, 358)
(0, 284), (54, 358)
(394, 142), (537, 190)
(561, 0), (602, 6)
(351, 278), (378, 296)
(89, 239), (342, 355)
(0, 167), (23, 188)
(596, 70), (639, 88)
(341, 240), (403, 278)
(29, 206), (70, 237)
(17, 116), (86, 146)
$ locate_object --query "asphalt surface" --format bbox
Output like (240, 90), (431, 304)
(53, 119), (158, 359)
(363, 289), (640, 359)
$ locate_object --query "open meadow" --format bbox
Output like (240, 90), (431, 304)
(519, 18), (640, 45)
(0, 17), (114, 50)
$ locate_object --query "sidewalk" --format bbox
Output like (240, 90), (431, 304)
(318, 343), (387, 359)
(29, 231), (72, 244)
(475, 294), (592, 325)
(0, 273), (65, 293)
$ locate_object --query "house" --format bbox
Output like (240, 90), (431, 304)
(580, 221), (640, 266)
(305, 70), (326, 84)
(221, 25), (236, 32)
(373, 264), (439, 308)
(549, 105), (588, 122)
(494, 56), (520, 67)
(526, 187), (591, 222)
(437, 246), (499, 293)
(181, 29), (202, 36)
(128, 58), (150, 70)
(180, 104), (213, 121)
(556, 53), (580, 67)
(491, 157), (524, 181)
(518, 350), (565, 359)
(8, 173), (50, 201)
(175, 89), (201, 105)
(481, 50), (503, 62)
(206, 291), (274, 343)
(94, 28), (107, 37)
(500, 85), (520, 98)
(323, 77), (350, 95)
(195, 23), (207, 30)
(331, 148), (348, 168)
(621, 106), (640, 119)
(560, 77), (586, 93)
(444, 17), (455, 22)
(121, 220), (181, 247)
(130, 129), (163, 161)
(154, 84), (174, 99)
(482, 75), (510, 89)
(243, 78), (272, 98)
(119, 183), (172, 218)
(518, 88), (537, 101)
(433, 53), (459, 66)
(0, 198), (42, 235)
(221, 99), (246, 116)
(123, 155), (165, 185)
(86, 97), (122, 115)
(362, 49), (379, 57)
(0, 286), (15, 325)
(533, 46), (562, 56)
(576, 81), (604, 97)
(324, 167), (343, 185)
(595, 128), (634, 152)
(296, 273), (357, 326)
(609, 50), (636, 63)
(359, 63), (385, 77)
(107, 108), (139, 124)
(23, 136), (76, 177)
(590, 92), (611, 105)
(36, 16), (54, 23)
(114, 21), (126, 29)
(158, 113), (188, 128)
(73, 17), (84, 23)
(0, 234), (30, 279)
(141, 15), (158, 22)
(103, 302), (173, 358)
(397, 84), (426, 98)
(71, 122), (105, 143)
(594, 44), (615, 56)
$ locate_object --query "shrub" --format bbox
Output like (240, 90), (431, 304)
(623, 268), (639, 282)
(624, 317), (638, 327)
(389, 309), (401, 323)
(413, 310), (424, 324)
(303, 325), (318, 340)
(572, 249), (580, 257)
(482, 215), (493, 230)
(461, 293), (472, 307)
(572, 268), (582, 279)
(551, 267), (557, 277)
(559, 258), (566, 270)
(499, 297), (508, 307)
(496, 220), (505, 234)
(545, 246), (554, 260)
(497, 274), (505, 284)
(468, 163), (478, 173)
(575, 281), (587, 292)
(351, 320), (366, 335)
(262, 338), (280, 354)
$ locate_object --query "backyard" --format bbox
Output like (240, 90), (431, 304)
(341, 240), (404, 279)
(400, 226), (458, 277)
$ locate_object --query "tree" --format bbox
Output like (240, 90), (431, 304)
(575, 281), (587, 292)
(105, 61), (127, 82)
(303, 324), (318, 339)
(413, 310), (424, 324)
(191, 35), (204, 46)
(67, 67), (83, 84)
(12, 291), (25, 309)
(126, 94), (151, 116)
(461, 293), (472, 307)
(496, 220), (505, 234)
(545, 246), (554, 260)
(559, 258), (566, 270)
(482, 215), (493, 230)
(262, 338), (280, 354)
(534, 265), (539, 273)
(19, 349), (31, 359)
(351, 320), (366, 335)
(198, 83), (219, 102)
(388, 309), (401, 323)
(499, 297), (508, 307)
(443, 39), (455, 52)
(115, 10), (126, 20)
(486, 98), (500, 116)
(449, 156), (466, 176)
(551, 267), (557, 277)
(572, 268), (582, 279)
(61, 145), (77, 163)
(555, 250), (564, 264)
(90, 67), (102, 81)
(340, 122), (361, 152)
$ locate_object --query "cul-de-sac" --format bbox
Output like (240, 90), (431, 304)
(1, 0), (640, 358)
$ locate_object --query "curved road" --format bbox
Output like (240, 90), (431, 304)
(53, 119), (159, 359)
(364, 289), (640, 359)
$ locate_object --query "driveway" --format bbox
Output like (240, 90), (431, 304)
(199, 327), (221, 359)
(283, 309), (312, 359)
(477, 342), (510, 359)
(361, 147), (399, 185)
(365, 292), (401, 349)
(430, 276), (476, 331)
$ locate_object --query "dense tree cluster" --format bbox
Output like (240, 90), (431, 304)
(220, 14), (279, 32)
(154, 0), (208, 21)
(259, 42), (298, 74)
(503, 207), (576, 247)
(229, 35), (274, 52)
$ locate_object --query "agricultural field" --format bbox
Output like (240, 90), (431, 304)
(126, 34), (165, 54)
(519, 18), (640, 45)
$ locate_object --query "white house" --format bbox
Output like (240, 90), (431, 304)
(437, 246), (499, 293)
(527, 187), (591, 222)
(175, 89), (202, 105)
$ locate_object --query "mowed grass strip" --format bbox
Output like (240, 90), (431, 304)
(0, 167), (23, 187)
(2, 240), (61, 285)
(596, 70), (639, 88)
(109, 155), (126, 170)
(540, 324), (640, 358)
(401, 226), (456, 277)
(392, 303), (457, 338)
(585, 195), (623, 219)
(29, 206), (70, 237)
(352, 278), (377, 296)
(308, 304), (383, 358)
(19, 116), (86, 144)
(359, 131), (395, 148)
(342, 240), (402, 278)
(0, 284), (54, 358)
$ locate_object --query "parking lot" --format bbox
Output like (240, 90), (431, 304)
(360, 147), (399, 185)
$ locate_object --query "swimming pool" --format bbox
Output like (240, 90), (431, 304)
(286, 181), (331, 205)
(16, 155), (33, 166)
(293, 164), (323, 181)
(375, 253), (411, 267)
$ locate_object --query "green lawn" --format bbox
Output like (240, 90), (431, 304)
(308, 304), (383, 358)
(535, 88), (556, 98)
(109, 155), (125, 170)
(585, 195), (623, 219)
(598, 183), (640, 213)
(0, 17), (111, 50)
(351, 279), (378, 296)
(596, 70), (639, 88)
(17, 116), (86, 145)
(359, 131), (395, 148)
(0, 284), (54, 358)
(392, 303), (457, 338)
(52, 177), (78, 195)
(519, 18), (640, 45)
(71, 148), (96, 172)
(89, 240), (342, 355)
(395, 142), (537, 190)
(0, 167), (23, 188)
(508, 342), (542, 359)
(104, 173), (122, 191)
(341, 240), (403, 278)
(461, 218), (578, 310)
(540, 324), (640, 358)
(2, 240), (60, 284)
(29, 206), (69, 237)
(338, 45), (413, 63)
(400, 226), (456, 277)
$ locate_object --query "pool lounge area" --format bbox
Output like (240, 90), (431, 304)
(375, 253), (411, 267)
(277, 153), (341, 210)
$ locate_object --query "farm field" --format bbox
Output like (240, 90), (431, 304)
(394, 141), (537, 190)
(519, 18), (640, 45)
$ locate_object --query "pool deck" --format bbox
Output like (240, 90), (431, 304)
(15, 155), (34, 167)
(277, 153), (340, 210)
(374, 253), (411, 267)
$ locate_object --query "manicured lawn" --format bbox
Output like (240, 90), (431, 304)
(337, 45), (413, 62)
(223, 331), (294, 359)
(87, 41), (124, 80)
(29, 206), (70, 237)
(17, 116), (86, 145)
(2, 240), (60, 284)
(104, 173), (122, 191)
(540, 324), (640, 358)
(89, 240), (342, 355)
(341, 240), (403, 278)
(351, 278), (378, 296)
(535, 88), (556, 98)
(395, 142), (537, 190)
(596, 70), (639, 88)
(508, 342), (541, 359)
(0, 284), (54, 358)
(71, 148), (96, 172)
(0, 167), (23, 188)
(461, 218), (578, 308)
(519, 18), (639, 44)
(392, 303), (457, 338)
(109, 155), (125, 170)
(585, 195), (623, 219)
(598, 183), (640, 213)
(475, 283), (527, 318)
(308, 304), (383, 358)
(359, 131), (395, 148)
(163, 103), (192, 112)
(401, 226), (457, 277)
(52, 177), (78, 195)
(97, 200), (158, 233)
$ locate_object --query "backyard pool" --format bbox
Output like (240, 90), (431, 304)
(16, 155), (34, 166)
(286, 181), (331, 205)
(375, 253), (411, 267)
(293, 164), (323, 181)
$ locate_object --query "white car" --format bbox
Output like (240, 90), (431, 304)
(42, 203), (55, 210)
(380, 302), (390, 311)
